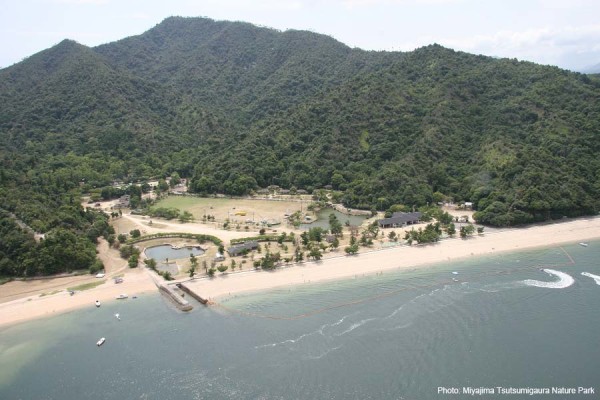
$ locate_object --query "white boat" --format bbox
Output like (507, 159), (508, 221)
(96, 337), (105, 346)
(579, 242), (588, 247)
(114, 313), (121, 320)
(95, 300), (101, 307)
(116, 294), (128, 300)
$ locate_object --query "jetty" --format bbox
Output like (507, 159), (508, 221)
(179, 282), (209, 305)
(158, 283), (193, 311)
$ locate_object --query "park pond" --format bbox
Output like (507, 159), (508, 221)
(144, 244), (204, 262)
(300, 208), (369, 230)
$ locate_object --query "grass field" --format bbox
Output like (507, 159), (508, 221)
(67, 280), (105, 292)
(154, 196), (308, 224)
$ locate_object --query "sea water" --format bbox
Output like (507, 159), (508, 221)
(1, 241), (599, 399)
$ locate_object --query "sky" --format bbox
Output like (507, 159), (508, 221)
(2, 0), (600, 71)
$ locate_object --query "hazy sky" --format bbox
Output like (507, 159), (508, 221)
(2, 0), (600, 71)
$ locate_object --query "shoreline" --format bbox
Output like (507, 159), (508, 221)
(1, 216), (599, 328)
(184, 216), (600, 302)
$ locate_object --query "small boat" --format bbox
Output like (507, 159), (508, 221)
(95, 300), (101, 307)
(579, 242), (588, 247)
(452, 278), (459, 282)
(452, 271), (459, 275)
(116, 294), (128, 300)
(114, 313), (121, 320)
(96, 337), (105, 346)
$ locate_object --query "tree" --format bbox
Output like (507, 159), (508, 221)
(388, 231), (397, 241)
(294, 247), (304, 262)
(169, 172), (181, 187)
(144, 258), (157, 271)
(157, 179), (169, 193)
(446, 223), (456, 237)
(309, 247), (322, 261)
(178, 211), (194, 223)
(345, 244), (359, 255)
(308, 227), (324, 242)
(331, 237), (340, 250)
(208, 267), (216, 277)
(328, 213), (343, 236)
(217, 264), (228, 274)
(298, 231), (309, 246)
(129, 229), (141, 238)
(128, 254), (139, 268)
(117, 234), (127, 243)
(189, 253), (197, 277)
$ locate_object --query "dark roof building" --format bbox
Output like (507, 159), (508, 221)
(377, 212), (422, 228)
(227, 241), (259, 257)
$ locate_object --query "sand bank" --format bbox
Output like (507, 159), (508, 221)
(185, 217), (600, 301)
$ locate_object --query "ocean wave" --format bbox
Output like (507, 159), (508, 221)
(302, 345), (343, 360)
(581, 272), (600, 285)
(255, 313), (355, 349)
(522, 269), (575, 289)
(333, 318), (377, 337)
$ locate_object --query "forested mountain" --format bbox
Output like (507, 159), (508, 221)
(1, 16), (599, 276)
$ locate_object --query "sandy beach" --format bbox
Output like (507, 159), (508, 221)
(1, 216), (599, 328)
(185, 216), (600, 301)
(0, 238), (158, 328)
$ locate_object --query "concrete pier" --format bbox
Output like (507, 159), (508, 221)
(179, 282), (209, 305)
(158, 283), (193, 311)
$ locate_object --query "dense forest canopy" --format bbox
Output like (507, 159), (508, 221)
(0, 16), (599, 276)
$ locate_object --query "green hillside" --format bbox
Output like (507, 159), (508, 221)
(0, 16), (599, 276)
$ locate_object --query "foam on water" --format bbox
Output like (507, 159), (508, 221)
(581, 272), (600, 285)
(522, 269), (575, 289)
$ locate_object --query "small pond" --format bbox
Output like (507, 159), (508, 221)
(300, 208), (369, 230)
(144, 244), (204, 262)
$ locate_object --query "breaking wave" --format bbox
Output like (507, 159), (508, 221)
(522, 269), (574, 289)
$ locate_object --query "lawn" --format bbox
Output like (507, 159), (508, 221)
(154, 196), (307, 225)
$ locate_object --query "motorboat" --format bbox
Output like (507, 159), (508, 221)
(116, 294), (128, 300)
(95, 300), (101, 307)
(114, 313), (121, 320)
(579, 242), (588, 247)
(96, 337), (105, 346)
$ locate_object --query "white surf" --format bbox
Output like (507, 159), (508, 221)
(522, 269), (575, 289)
(581, 272), (600, 285)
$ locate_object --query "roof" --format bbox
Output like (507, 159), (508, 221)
(378, 212), (422, 226)
(227, 241), (259, 256)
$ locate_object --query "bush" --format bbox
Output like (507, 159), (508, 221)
(89, 259), (104, 275)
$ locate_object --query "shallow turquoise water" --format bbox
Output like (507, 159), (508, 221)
(1, 241), (599, 399)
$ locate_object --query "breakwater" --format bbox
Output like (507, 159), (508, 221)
(179, 282), (209, 304)
(158, 283), (193, 311)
